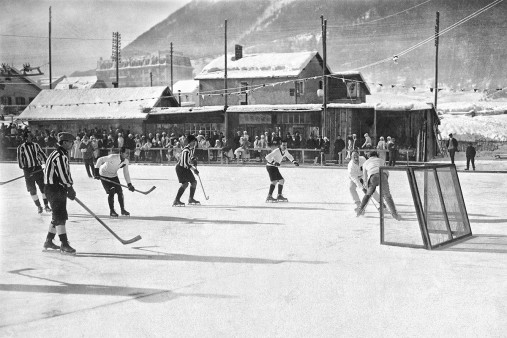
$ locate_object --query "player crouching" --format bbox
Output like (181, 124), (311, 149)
(94, 147), (135, 217)
(265, 140), (299, 202)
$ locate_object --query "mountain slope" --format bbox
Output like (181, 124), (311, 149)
(123, 0), (507, 90)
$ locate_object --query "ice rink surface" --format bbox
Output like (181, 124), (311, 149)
(0, 162), (506, 337)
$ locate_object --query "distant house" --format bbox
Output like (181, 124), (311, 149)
(17, 86), (179, 134)
(195, 50), (370, 106)
(37, 75), (66, 90)
(172, 80), (199, 107)
(96, 52), (194, 88)
(0, 66), (41, 116)
(54, 76), (107, 90)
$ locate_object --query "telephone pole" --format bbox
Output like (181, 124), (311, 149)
(224, 19), (228, 138)
(434, 12), (440, 110)
(321, 15), (327, 137)
(111, 32), (121, 88)
(48, 7), (52, 89)
(170, 42), (174, 92)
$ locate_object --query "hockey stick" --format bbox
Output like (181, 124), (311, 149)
(99, 177), (156, 195)
(196, 174), (209, 200)
(0, 168), (44, 186)
(74, 197), (142, 245)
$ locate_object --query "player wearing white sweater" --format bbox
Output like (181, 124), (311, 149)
(94, 147), (135, 217)
(265, 140), (299, 202)
(347, 151), (381, 210)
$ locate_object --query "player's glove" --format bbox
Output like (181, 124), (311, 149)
(274, 162), (280, 166)
(67, 186), (76, 200)
(127, 183), (135, 192)
(362, 188), (367, 194)
(94, 168), (100, 179)
(359, 178), (364, 185)
(293, 161), (299, 166)
(193, 168), (199, 175)
(191, 158), (198, 166)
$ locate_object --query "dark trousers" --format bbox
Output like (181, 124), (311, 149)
(449, 149), (456, 164)
(466, 156), (475, 170)
(84, 158), (94, 177)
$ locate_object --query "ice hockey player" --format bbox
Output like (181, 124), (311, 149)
(43, 132), (77, 254)
(265, 139), (299, 202)
(347, 150), (382, 211)
(173, 134), (200, 206)
(94, 147), (135, 217)
(356, 151), (400, 220)
(17, 130), (51, 214)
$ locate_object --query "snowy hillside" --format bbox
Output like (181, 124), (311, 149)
(368, 90), (507, 142)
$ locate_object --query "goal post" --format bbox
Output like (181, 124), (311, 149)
(380, 164), (472, 249)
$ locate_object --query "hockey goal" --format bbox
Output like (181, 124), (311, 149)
(380, 164), (472, 249)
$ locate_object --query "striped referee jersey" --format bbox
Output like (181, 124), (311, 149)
(177, 146), (195, 169)
(17, 141), (47, 169)
(44, 146), (73, 187)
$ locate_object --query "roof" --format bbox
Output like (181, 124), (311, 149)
(195, 51), (321, 80)
(330, 72), (371, 95)
(172, 80), (199, 94)
(227, 104), (322, 113)
(149, 106), (223, 115)
(54, 76), (102, 90)
(18, 86), (172, 121)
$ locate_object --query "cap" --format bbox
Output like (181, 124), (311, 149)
(186, 134), (197, 143)
(58, 132), (75, 142)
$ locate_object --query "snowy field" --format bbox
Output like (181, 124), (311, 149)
(0, 162), (506, 337)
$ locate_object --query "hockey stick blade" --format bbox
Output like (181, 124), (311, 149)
(100, 177), (156, 195)
(0, 168), (43, 186)
(74, 197), (142, 245)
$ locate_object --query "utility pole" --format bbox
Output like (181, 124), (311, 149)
(48, 7), (52, 89)
(150, 71), (153, 87)
(111, 32), (121, 88)
(434, 12), (440, 110)
(321, 15), (327, 137)
(170, 42), (174, 92)
(224, 19), (228, 138)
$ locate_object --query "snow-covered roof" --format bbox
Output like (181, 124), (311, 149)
(149, 106), (223, 115)
(226, 104), (322, 113)
(173, 80), (199, 94)
(54, 76), (101, 90)
(374, 102), (434, 111)
(328, 103), (375, 109)
(196, 51), (320, 80)
(18, 86), (171, 121)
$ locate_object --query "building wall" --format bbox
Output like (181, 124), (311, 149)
(0, 77), (40, 116)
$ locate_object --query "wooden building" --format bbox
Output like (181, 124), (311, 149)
(0, 66), (41, 116)
(17, 86), (178, 135)
(195, 51), (370, 106)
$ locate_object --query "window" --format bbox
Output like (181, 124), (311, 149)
(16, 97), (26, 105)
(297, 81), (304, 95)
(1, 96), (12, 105)
(240, 81), (248, 105)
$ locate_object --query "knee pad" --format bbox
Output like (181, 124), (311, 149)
(29, 188), (37, 196)
(181, 182), (189, 189)
(190, 181), (197, 188)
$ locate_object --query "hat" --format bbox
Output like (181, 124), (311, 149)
(58, 132), (75, 142)
(449, 133), (453, 137)
(186, 134), (197, 143)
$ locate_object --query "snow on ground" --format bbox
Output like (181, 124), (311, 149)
(0, 162), (506, 337)
(369, 90), (507, 142)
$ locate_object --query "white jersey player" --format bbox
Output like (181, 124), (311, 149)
(94, 147), (135, 217)
(347, 151), (381, 210)
(265, 140), (299, 202)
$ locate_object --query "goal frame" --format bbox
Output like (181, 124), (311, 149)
(380, 164), (472, 250)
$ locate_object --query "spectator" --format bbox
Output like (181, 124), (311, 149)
(447, 133), (459, 165)
(377, 136), (387, 161)
(465, 143), (476, 171)
(387, 137), (398, 166)
(79, 135), (95, 178)
(71, 136), (82, 162)
(234, 136), (250, 163)
(321, 136), (331, 164)
(334, 135), (346, 163)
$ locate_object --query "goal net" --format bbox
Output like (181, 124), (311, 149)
(380, 164), (472, 249)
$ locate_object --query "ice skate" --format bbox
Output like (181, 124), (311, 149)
(43, 240), (60, 252)
(276, 194), (288, 202)
(188, 198), (200, 205)
(60, 242), (76, 255)
(172, 200), (185, 207)
(266, 195), (277, 203)
(44, 205), (52, 212)
(121, 209), (130, 216)
(110, 209), (119, 217)
(37, 206), (43, 214)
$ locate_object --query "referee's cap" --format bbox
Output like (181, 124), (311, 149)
(58, 132), (75, 142)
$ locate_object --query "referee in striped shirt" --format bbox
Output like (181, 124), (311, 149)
(172, 134), (200, 206)
(17, 130), (51, 214)
(43, 132), (77, 254)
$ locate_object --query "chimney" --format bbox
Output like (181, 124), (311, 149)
(235, 44), (243, 60)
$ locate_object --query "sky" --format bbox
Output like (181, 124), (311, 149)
(0, 0), (192, 76)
